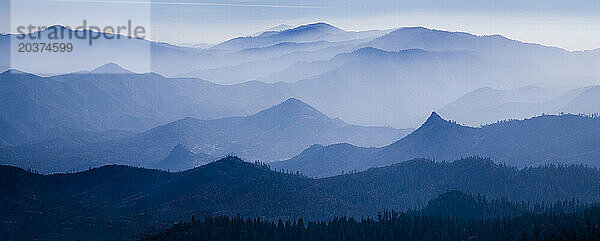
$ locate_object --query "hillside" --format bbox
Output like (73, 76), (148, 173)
(439, 85), (598, 126)
(273, 112), (600, 177)
(2, 156), (599, 240)
(213, 22), (384, 51)
(0, 98), (410, 173)
(0, 66), (294, 146)
(4, 24), (600, 135)
(142, 191), (599, 241)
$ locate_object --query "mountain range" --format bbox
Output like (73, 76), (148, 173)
(3, 15), (600, 241)
(3, 22), (600, 129)
(2, 155), (599, 240)
(2, 59), (598, 174)
(2, 23), (389, 77)
(273, 112), (600, 177)
(212, 22), (388, 51)
(440, 85), (600, 126)
(0, 65), (294, 146)
(0, 98), (410, 173)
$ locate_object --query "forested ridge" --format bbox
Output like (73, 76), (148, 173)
(274, 113), (600, 177)
(2, 156), (600, 240)
(142, 191), (600, 241)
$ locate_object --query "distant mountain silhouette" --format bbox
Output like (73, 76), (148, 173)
(271, 47), (482, 127)
(439, 85), (597, 126)
(560, 86), (600, 114)
(276, 143), (377, 177)
(264, 47), (448, 84)
(90, 62), (135, 74)
(364, 26), (564, 55)
(258, 27), (599, 126)
(3, 24), (600, 151)
(185, 40), (352, 84)
(273, 112), (600, 177)
(2, 156), (599, 240)
(0, 98), (410, 173)
(213, 22), (380, 51)
(0, 23), (383, 78)
(0, 66), (294, 146)
(5, 23), (600, 129)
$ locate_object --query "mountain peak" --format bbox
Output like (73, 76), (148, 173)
(209, 156), (248, 168)
(248, 98), (333, 125)
(219, 155), (244, 163)
(428, 111), (443, 120)
(306, 22), (337, 28)
(281, 97), (305, 105)
(0, 69), (27, 76)
(422, 111), (449, 127)
(270, 98), (316, 112)
(91, 62), (133, 74)
(273, 98), (325, 116)
(284, 22), (343, 34)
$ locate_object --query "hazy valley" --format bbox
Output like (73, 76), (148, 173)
(1, 20), (600, 240)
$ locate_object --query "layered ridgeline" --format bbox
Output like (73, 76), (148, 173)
(3, 65), (598, 148)
(2, 156), (600, 240)
(0, 98), (410, 173)
(0, 66), (293, 146)
(212, 22), (388, 51)
(187, 23), (391, 84)
(3, 23), (600, 129)
(255, 27), (600, 127)
(440, 85), (600, 126)
(273, 112), (600, 177)
(2, 23), (387, 77)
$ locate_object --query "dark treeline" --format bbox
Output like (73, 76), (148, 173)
(143, 192), (600, 241)
(4, 157), (600, 240)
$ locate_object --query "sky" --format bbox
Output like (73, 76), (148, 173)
(2, 0), (600, 51)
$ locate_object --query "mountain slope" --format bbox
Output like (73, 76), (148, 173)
(185, 40), (359, 84)
(283, 47), (484, 127)
(154, 144), (214, 172)
(5, 24), (372, 78)
(2, 156), (599, 240)
(261, 27), (599, 126)
(213, 22), (385, 51)
(561, 86), (600, 114)
(368, 112), (479, 164)
(0, 98), (411, 173)
(364, 27), (600, 84)
(0, 66), (294, 146)
(5, 25), (600, 133)
(274, 112), (600, 177)
(439, 85), (595, 126)
(275, 143), (378, 177)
